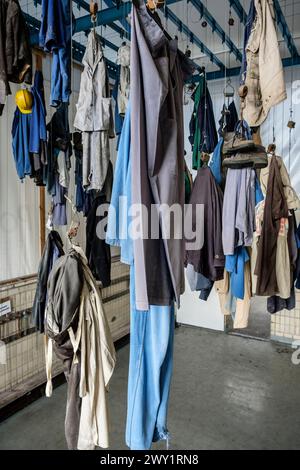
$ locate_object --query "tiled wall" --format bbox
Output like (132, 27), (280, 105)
(0, 260), (130, 408)
(271, 292), (300, 345)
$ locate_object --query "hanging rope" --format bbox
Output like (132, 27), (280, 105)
(287, 0), (296, 173)
(146, 0), (165, 11)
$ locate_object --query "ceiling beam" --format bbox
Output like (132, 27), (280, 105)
(190, 55), (300, 82)
(72, 0), (131, 37)
(107, 21), (130, 40)
(72, 0), (90, 10)
(72, 0), (223, 71)
(74, 2), (132, 33)
(73, 0), (183, 35)
(164, 5), (225, 70)
(72, 0), (130, 40)
(188, 0), (242, 62)
(104, 0), (131, 34)
(282, 55), (300, 68)
(22, 4), (300, 85)
(227, 0), (247, 25)
(273, 0), (299, 58)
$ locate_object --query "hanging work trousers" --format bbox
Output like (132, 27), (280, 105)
(126, 265), (175, 450)
(50, 45), (71, 107)
(106, 104), (175, 450)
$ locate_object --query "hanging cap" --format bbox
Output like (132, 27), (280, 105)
(15, 89), (33, 114)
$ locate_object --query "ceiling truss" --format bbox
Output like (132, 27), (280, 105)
(23, 0), (299, 81)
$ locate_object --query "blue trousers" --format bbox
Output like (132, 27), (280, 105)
(12, 108), (32, 180)
(126, 265), (175, 450)
(50, 46), (71, 107)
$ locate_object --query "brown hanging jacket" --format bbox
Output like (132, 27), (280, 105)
(255, 155), (289, 296)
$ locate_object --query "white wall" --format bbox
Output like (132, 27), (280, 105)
(177, 276), (225, 331)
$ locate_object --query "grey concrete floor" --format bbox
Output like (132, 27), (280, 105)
(0, 326), (300, 450)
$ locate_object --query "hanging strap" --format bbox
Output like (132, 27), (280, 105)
(44, 335), (53, 397)
(68, 324), (81, 365)
(68, 285), (85, 365)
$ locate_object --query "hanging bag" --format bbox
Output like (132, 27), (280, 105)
(222, 119), (268, 169)
(222, 120), (260, 155)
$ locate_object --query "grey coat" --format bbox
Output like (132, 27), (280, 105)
(45, 246), (116, 450)
(74, 32), (114, 133)
(131, 1), (194, 310)
(185, 167), (225, 284)
(74, 32), (114, 191)
(222, 168), (256, 256)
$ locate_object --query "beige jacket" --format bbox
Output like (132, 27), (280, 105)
(260, 156), (300, 211)
(215, 264), (251, 330)
(45, 245), (116, 450)
(244, 0), (286, 127)
(251, 200), (291, 299)
(76, 263), (116, 450)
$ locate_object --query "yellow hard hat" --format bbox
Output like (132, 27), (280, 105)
(15, 89), (33, 114)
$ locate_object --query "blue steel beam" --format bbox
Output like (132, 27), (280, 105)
(107, 20), (130, 40)
(164, 5), (225, 70)
(103, 0), (183, 40)
(273, 0), (299, 58)
(188, 0), (242, 62)
(228, 0), (247, 25)
(73, 0), (183, 35)
(74, 1), (132, 33)
(22, 6), (300, 84)
(104, 0), (131, 34)
(72, 0), (224, 71)
(72, 0), (130, 40)
(189, 55), (300, 82)
(72, 0), (90, 10)
(72, 0), (130, 39)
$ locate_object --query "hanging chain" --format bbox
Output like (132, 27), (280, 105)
(288, 0), (296, 171)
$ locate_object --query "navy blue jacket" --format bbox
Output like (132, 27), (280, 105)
(12, 108), (32, 180)
(29, 71), (47, 154)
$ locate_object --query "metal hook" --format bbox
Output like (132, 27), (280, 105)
(223, 78), (235, 99)
(90, 1), (98, 41)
